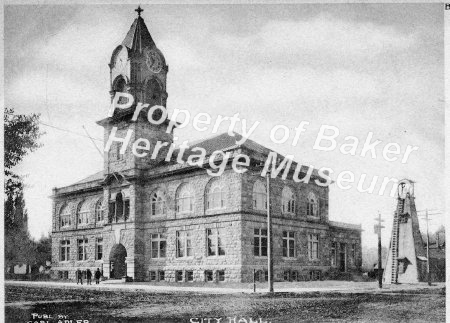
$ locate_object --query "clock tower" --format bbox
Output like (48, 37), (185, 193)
(109, 6), (168, 108)
(98, 6), (174, 175)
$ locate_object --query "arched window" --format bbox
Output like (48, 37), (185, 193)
(206, 180), (226, 210)
(307, 192), (318, 217)
(282, 186), (295, 213)
(252, 181), (267, 211)
(176, 183), (194, 213)
(146, 78), (163, 106)
(113, 76), (129, 107)
(116, 193), (124, 220)
(114, 76), (127, 93)
(60, 205), (71, 228)
(77, 201), (90, 225)
(109, 191), (129, 223)
(151, 189), (166, 216)
(95, 199), (104, 222)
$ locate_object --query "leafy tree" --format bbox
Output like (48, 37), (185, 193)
(33, 235), (52, 266)
(4, 107), (42, 200)
(4, 107), (43, 270)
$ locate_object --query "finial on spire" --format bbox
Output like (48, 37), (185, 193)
(135, 5), (143, 17)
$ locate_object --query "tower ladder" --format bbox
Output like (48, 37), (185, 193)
(390, 198), (404, 283)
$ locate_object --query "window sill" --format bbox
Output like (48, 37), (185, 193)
(253, 209), (268, 212)
(176, 211), (194, 216)
(282, 257), (297, 261)
(150, 214), (166, 218)
(206, 207), (226, 211)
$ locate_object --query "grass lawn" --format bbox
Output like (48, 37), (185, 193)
(5, 284), (445, 323)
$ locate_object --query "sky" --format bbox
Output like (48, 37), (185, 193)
(4, 3), (444, 248)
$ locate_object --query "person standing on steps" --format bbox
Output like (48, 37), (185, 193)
(76, 269), (83, 285)
(95, 268), (101, 284)
(86, 269), (92, 285)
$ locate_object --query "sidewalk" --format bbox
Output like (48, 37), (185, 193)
(6, 280), (445, 295)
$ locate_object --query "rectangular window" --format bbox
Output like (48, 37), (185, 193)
(186, 271), (194, 282)
(176, 230), (193, 258)
(282, 231), (295, 258)
(218, 270), (225, 282)
(96, 238), (103, 260)
(59, 271), (69, 279)
(253, 228), (268, 257)
(308, 234), (319, 260)
(283, 270), (291, 281)
(331, 242), (337, 266)
(292, 271), (298, 281)
(78, 211), (89, 225)
(61, 213), (71, 228)
(60, 240), (70, 261)
(205, 270), (214, 282)
(77, 238), (88, 261)
(310, 270), (321, 281)
(96, 202), (104, 222)
(207, 228), (225, 256)
(176, 270), (183, 282)
(151, 234), (167, 258)
(158, 271), (165, 282)
(340, 243), (347, 271)
(351, 243), (356, 261)
(149, 271), (157, 281)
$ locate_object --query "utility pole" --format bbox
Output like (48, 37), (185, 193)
(267, 169), (274, 293)
(418, 208), (442, 286)
(374, 212), (385, 288)
(425, 209), (431, 286)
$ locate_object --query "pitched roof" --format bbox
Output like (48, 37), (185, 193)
(173, 132), (321, 178)
(122, 16), (155, 53)
(74, 170), (104, 185)
(63, 131), (324, 194)
(182, 132), (270, 157)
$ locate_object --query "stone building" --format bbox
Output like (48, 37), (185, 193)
(50, 7), (362, 283)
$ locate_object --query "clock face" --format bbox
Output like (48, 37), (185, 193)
(145, 49), (163, 73)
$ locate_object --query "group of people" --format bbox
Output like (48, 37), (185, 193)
(76, 268), (102, 285)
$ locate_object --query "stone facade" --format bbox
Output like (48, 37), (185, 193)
(50, 9), (362, 283)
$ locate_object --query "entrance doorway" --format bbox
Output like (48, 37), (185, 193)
(339, 243), (347, 272)
(109, 244), (127, 279)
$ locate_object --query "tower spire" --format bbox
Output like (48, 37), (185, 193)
(121, 6), (155, 53)
(135, 5), (143, 17)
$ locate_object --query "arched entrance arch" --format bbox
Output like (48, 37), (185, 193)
(109, 244), (127, 279)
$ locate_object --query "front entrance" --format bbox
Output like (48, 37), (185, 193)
(339, 243), (347, 272)
(109, 244), (127, 279)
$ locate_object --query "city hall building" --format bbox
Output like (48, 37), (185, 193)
(50, 8), (362, 283)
